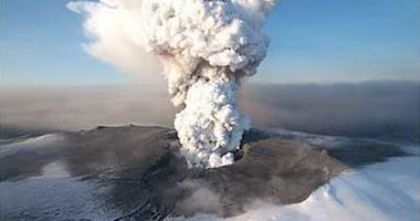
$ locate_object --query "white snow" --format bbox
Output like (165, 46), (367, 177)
(0, 134), (65, 157)
(168, 156), (420, 221)
(0, 162), (121, 220)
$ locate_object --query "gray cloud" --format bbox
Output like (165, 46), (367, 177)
(1, 81), (419, 142)
(0, 84), (175, 131)
(240, 81), (420, 142)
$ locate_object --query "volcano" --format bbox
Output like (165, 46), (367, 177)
(0, 126), (352, 220)
(1, 125), (412, 220)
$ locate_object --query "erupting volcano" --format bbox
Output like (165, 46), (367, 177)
(69, 0), (276, 168)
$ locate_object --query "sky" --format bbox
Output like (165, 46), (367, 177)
(1, 0), (419, 85)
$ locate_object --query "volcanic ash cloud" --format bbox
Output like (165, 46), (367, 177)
(68, 0), (276, 168)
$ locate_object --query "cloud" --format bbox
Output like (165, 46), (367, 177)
(0, 85), (174, 131)
(239, 81), (420, 142)
(1, 81), (418, 142)
(67, 0), (162, 84)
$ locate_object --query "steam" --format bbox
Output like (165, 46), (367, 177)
(68, 0), (275, 168)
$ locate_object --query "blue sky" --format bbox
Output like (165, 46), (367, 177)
(1, 0), (419, 85)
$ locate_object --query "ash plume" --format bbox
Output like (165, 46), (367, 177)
(68, 0), (276, 168)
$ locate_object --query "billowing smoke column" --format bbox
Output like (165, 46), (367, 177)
(68, 0), (275, 168)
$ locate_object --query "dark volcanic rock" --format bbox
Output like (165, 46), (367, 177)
(129, 138), (346, 219)
(0, 126), (367, 220)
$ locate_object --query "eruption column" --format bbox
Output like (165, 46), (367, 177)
(173, 65), (251, 168)
(69, 0), (275, 168)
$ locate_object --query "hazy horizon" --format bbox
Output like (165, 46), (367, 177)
(2, 81), (419, 143)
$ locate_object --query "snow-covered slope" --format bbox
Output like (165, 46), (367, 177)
(0, 126), (418, 221)
(170, 156), (420, 221)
